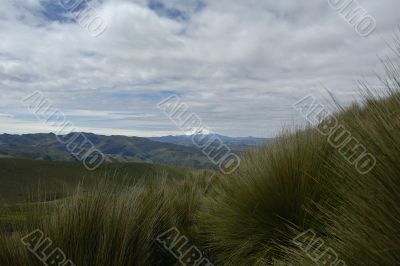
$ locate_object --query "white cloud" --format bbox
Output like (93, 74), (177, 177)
(0, 0), (399, 137)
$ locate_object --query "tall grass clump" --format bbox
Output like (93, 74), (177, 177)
(272, 50), (400, 265)
(0, 171), (211, 266)
(196, 45), (400, 264)
(196, 128), (340, 265)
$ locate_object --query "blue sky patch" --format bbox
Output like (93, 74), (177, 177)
(148, 0), (188, 21)
(40, 0), (91, 23)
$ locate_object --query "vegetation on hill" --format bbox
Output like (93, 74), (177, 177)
(0, 133), (215, 169)
(0, 158), (188, 236)
(149, 135), (272, 153)
(0, 158), (187, 204)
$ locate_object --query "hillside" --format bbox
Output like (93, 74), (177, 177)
(148, 134), (272, 153)
(0, 158), (187, 204)
(0, 133), (215, 169)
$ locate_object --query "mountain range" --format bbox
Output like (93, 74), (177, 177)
(0, 133), (271, 169)
(148, 134), (272, 153)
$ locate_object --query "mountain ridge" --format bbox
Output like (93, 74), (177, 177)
(0, 132), (271, 169)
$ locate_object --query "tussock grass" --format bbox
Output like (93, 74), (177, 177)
(195, 129), (336, 265)
(276, 62), (400, 266)
(194, 48), (400, 264)
(0, 172), (211, 266)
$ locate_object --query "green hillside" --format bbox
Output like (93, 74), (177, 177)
(0, 158), (186, 204)
(0, 133), (215, 169)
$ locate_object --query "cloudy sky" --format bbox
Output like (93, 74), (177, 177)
(0, 0), (399, 137)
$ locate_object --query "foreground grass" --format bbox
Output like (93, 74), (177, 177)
(0, 172), (212, 266)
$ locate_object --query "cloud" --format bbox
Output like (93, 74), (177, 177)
(0, 0), (399, 137)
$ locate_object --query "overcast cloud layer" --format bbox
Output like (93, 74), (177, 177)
(0, 0), (399, 137)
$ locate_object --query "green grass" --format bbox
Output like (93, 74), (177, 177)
(194, 82), (400, 265)
(0, 172), (212, 266)
(195, 129), (336, 265)
(0, 158), (188, 236)
(0, 158), (187, 204)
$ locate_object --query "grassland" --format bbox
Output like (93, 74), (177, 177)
(0, 158), (188, 237)
(0, 158), (187, 204)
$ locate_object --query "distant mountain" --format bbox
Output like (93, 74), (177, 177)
(0, 133), (272, 169)
(0, 133), (215, 169)
(148, 134), (272, 153)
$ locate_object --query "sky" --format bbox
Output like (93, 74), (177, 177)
(0, 0), (399, 137)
